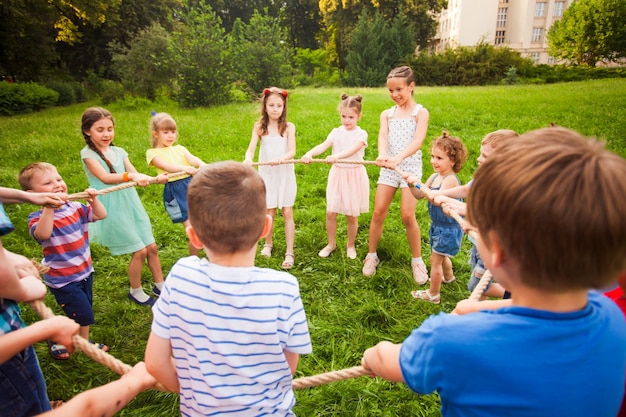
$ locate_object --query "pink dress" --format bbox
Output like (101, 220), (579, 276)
(325, 126), (369, 216)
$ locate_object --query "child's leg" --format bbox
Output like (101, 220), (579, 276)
(182, 219), (200, 257)
(428, 253), (445, 296)
(79, 325), (89, 339)
(346, 215), (358, 249)
(282, 206), (295, 255)
(442, 256), (455, 282)
(367, 185), (396, 253)
(325, 211), (338, 249)
(399, 187), (421, 258)
(265, 208), (277, 247)
(129, 247), (148, 290)
(146, 243), (164, 284)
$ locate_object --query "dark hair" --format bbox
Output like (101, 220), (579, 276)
(387, 66), (414, 85)
(81, 107), (117, 173)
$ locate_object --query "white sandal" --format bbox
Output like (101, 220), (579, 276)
(282, 253), (295, 269)
(442, 275), (456, 284)
(260, 244), (272, 258)
(411, 289), (441, 304)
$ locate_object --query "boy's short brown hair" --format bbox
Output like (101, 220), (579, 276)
(187, 161), (266, 255)
(468, 127), (626, 291)
(481, 129), (519, 149)
(18, 162), (57, 191)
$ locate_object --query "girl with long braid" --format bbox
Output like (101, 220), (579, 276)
(79, 107), (167, 306)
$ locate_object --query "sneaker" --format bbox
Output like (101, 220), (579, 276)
(362, 256), (379, 276)
(412, 261), (429, 285)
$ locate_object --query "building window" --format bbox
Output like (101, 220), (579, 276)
(501, 0), (509, 3)
(532, 27), (542, 42)
(530, 52), (540, 63)
(548, 56), (557, 64)
(495, 30), (506, 45)
(554, 1), (565, 16)
(535, 2), (546, 17)
(497, 8), (508, 27)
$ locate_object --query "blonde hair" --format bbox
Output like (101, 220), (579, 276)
(468, 126), (626, 291)
(18, 162), (57, 190)
(187, 161), (267, 255)
(256, 87), (289, 138)
(338, 93), (363, 114)
(149, 113), (178, 148)
(432, 131), (468, 173)
(481, 129), (519, 149)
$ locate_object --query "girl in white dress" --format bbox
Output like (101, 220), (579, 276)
(244, 87), (297, 269)
(301, 94), (369, 260)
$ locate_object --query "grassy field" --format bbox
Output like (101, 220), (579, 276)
(1, 79), (625, 416)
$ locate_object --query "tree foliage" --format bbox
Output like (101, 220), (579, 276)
(169, 1), (230, 107)
(344, 11), (416, 86)
(548, 0), (626, 66)
(109, 24), (174, 100)
(227, 11), (294, 93)
(319, 0), (445, 68)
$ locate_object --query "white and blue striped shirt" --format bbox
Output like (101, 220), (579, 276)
(152, 257), (312, 416)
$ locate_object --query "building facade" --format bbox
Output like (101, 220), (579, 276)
(432, 0), (571, 64)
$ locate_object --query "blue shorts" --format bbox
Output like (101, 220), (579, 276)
(48, 273), (94, 326)
(163, 177), (191, 223)
(429, 223), (463, 257)
(467, 244), (491, 292)
(0, 345), (51, 416)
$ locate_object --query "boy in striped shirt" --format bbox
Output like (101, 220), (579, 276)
(19, 162), (108, 359)
(146, 161), (312, 417)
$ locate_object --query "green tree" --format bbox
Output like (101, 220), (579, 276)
(319, 0), (444, 68)
(227, 11), (294, 93)
(170, 1), (230, 107)
(548, 0), (626, 66)
(109, 24), (174, 100)
(0, 0), (60, 81)
(344, 11), (416, 86)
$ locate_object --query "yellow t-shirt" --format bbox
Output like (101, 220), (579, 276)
(146, 145), (191, 182)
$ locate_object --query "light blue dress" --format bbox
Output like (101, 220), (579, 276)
(80, 146), (155, 255)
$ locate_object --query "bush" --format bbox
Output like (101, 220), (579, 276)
(0, 82), (59, 115)
(99, 80), (126, 105)
(410, 43), (533, 86)
(45, 81), (77, 106)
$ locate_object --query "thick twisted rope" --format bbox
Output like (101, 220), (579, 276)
(252, 158), (379, 167)
(24, 160), (492, 391)
(65, 171), (188, 201)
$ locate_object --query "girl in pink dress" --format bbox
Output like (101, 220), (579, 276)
(302, 94), (369, 259)
(244, 87), (297, 269)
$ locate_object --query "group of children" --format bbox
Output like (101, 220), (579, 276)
(1, 64), (625, 416)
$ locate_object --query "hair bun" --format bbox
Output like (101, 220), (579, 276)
(354, 94), (363, 102)
(341, 93), (349, 100)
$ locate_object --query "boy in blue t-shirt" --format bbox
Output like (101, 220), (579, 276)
(362, 127), (626, 417)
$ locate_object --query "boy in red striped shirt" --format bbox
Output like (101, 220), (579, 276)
(19, 162), (108, 359)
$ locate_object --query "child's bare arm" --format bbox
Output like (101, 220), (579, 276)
(145, 332), (179, 393)
(39, 362), (156, 417)
(0, 243), (46, 302)
(362, 341), (404, 382)
(32, 207), (55, 240)
(0, 187), (65, 206)
(430, 183), (469, 199)
(184, 150), (205, 168)
(149, 156), (197, 176)
(243, 124), (260, 165)
(284, 350), (299, 376)
(0, 315), (79, 364)
(453, 299), (512, 315)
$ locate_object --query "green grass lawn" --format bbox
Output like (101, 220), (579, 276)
(1, 79), (625, 416)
